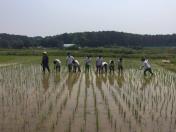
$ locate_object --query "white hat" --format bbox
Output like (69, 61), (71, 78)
(43, 51), (47, 54)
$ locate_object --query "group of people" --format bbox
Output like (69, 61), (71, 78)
(95, 55), (123, 74)
(41, 52), (81, 74)
(41, 52), (154, 76)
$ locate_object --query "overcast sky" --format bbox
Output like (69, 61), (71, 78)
(0, 0), (175, 36)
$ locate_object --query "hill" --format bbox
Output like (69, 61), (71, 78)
(0, 31), (176, 48)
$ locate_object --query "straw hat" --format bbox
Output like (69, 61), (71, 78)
(43, 51), (47, 54)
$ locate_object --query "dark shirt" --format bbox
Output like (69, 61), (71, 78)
(42, 55), (49, 65)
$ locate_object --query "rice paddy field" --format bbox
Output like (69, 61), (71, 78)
(0, 57), (176, 132)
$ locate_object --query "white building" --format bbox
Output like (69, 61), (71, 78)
(63, 44), (76, 48)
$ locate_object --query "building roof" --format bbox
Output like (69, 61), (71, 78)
(63, 44), (76, 48)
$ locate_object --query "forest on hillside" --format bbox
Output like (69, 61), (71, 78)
(0, 31), (176, 48)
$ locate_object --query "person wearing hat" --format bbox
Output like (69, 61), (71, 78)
(66, 52), (74, 72)
(141, 57), (154, 76)
(41, 51), (50, 74)
(53, 59), (61, 72)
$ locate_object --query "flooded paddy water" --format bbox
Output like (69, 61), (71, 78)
(0, 64), (176, 132)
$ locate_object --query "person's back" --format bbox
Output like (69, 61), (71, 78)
(102, 61), (108, 66)
(102, 61), (108, 73)
(73, 60), (81, 72)
(53, 59), (61, 72)
(54, 59), (61, 65)
(74, 60), (80, 66)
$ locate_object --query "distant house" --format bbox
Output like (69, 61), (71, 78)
(63, 44), (76, 48)
(162, 59), (171, 64)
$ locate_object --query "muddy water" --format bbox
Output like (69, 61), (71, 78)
(0, 64), (176, 132)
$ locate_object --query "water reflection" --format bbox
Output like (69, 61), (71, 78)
(66, 72), (81, 96)
(85, 73), (90, 88)
(1, 64), (176, 132)
(102, 73), (108, 84)
(116, 74), (124, 88)
(54, 73), (61, 84)
(42, 74), (50, 92)
(108, 74), (115, 86)
(96, 73), (102, 89)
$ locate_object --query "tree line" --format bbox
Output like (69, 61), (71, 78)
(0, 31), (176, 48)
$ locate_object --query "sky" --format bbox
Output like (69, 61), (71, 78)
(0, 0), (175, 37)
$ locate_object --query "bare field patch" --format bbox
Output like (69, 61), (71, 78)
(0, 64), (176, 132)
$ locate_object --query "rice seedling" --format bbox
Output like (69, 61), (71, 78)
(0, 58), (176, 132)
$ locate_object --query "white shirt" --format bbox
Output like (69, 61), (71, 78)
(143, 60), (151, 70)
(54, 59), (61, 66)
(66, 56), (74, 65)
(85, 57), (91, 65)
(102, 62), (108, 66)
(96, 57), (103, 66)
(74, 60), (80, 66)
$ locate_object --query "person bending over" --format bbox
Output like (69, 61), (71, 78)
(141, 57), (154, 76)
(53, 59), (61, 72)
(102, 61), (108, 73)
(72, 60), (81, 73)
